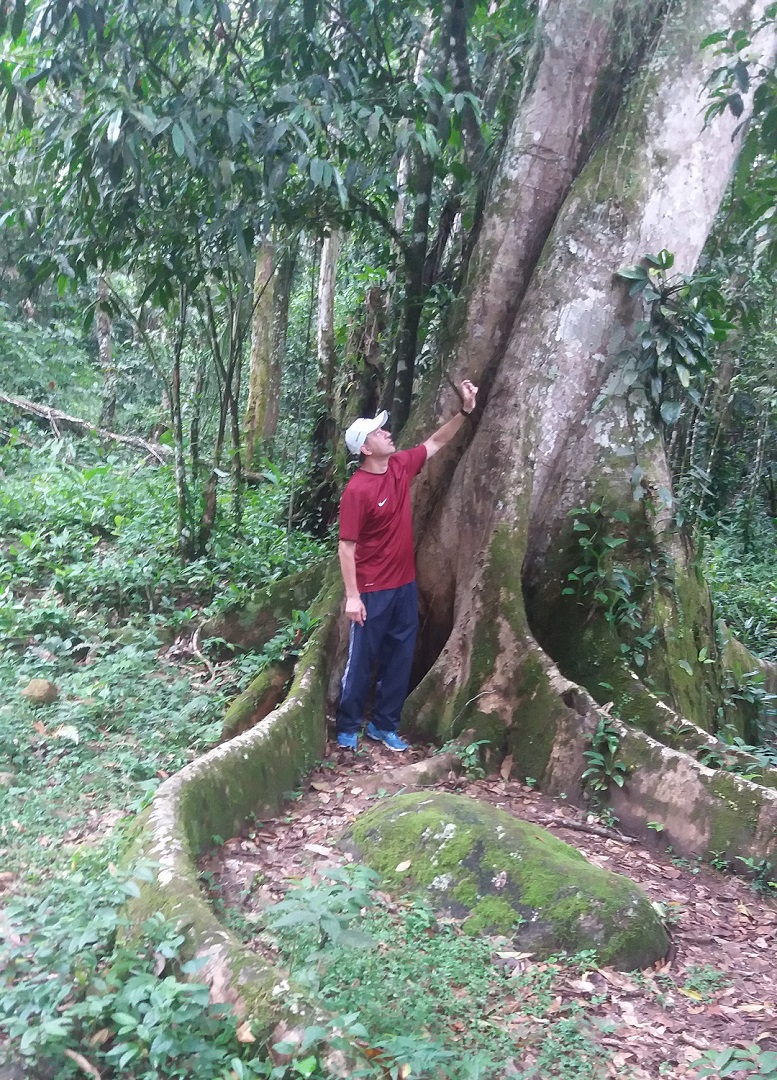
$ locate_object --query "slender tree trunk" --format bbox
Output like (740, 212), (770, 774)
(297, 230), (342, 535)
(170, 290), (194, 561)
(96, 273), (117, 430)
(189, 354), (207, 484)
(244, 239), (275, 469)
(267, 239), (297, 446)
(316, 229), (341, 404)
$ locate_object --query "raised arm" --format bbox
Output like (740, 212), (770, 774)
(422, 380), (478, 460)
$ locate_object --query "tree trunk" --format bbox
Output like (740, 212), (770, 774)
(404, 0), (776, 790)
(316, 229), (341, 405)
(244, 240), (276, 469)
(96, 273), (117, 430)
(295, 230), (343, 535)
(409, 0), (668, 657)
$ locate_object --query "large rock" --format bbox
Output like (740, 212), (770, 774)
(342, 792), (668, 970)
(20, 679), (59, 705)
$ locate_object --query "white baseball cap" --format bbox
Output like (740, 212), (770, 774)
(344, 411), (389, 455)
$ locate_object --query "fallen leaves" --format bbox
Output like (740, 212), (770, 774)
(198, 742), (777, 1080)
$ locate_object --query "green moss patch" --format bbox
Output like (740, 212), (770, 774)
(342, 792), (668, 970)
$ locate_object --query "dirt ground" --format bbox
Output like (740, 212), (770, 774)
(199, 739), (777, 1078)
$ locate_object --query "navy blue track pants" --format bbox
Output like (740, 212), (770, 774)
(337, 581), (418, 735)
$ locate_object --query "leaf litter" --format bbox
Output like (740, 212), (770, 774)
(199, 738), (777, 1078)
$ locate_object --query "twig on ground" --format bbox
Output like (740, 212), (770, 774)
(533, 815), (637, 843)
(190, 627), (217, 686)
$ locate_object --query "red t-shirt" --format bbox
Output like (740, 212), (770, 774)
(338, 445), (427, 592)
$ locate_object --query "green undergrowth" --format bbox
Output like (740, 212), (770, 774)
(255, 867), (613, 1079)
(0, 614), (225, 877)
(705, 519), (777, 664)
(0, 439), (326, 619)
(0, 435), (327, 881)
(0, 843), (290, 1078)
(0, 436), (331, 1075)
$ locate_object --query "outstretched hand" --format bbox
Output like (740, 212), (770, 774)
(460, 379), (478, 414)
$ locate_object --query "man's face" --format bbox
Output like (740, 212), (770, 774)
(362, 426), (395, 457)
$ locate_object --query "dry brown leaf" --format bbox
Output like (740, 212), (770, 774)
(500, 755), (513, 781)
(236, 1020), (256, 1043)
(305, 843), (335, 857)
(63, 1049), (101, 1078)
(89, 1028), (112, 1047)
(567, 978), (596, 995)
(395, 860), (411, 873)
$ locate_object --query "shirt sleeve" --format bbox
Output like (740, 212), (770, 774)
(393, 444), (428, 479)
(338, 482), (364, 542)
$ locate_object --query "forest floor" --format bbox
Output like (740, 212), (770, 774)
(200, 738), (777, 1080)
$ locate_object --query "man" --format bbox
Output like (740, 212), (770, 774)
(336, 380), (478, 751)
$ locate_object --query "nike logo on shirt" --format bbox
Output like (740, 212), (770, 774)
(378, 498), (388, 507)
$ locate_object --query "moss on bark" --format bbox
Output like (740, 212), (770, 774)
(221, 659), (295, 741)
(124, 576), (342, 1024)
(201, 562), (328, 654)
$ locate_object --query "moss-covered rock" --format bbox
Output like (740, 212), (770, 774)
(342, 792), (668, 970)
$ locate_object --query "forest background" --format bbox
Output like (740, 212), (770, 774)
(1, 0), (777, 1076)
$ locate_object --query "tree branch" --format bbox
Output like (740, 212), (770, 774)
(0, 394), (171, 463)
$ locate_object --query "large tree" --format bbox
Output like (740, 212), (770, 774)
(5, 0), (777, 860)
(323, 0), (777, 861)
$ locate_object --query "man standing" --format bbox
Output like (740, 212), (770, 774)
(336, 381), (478, 751)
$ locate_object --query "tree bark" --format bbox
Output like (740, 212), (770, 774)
(96, 273), (117, 430)
(316, 229), (341, 405)
(244, 240), (276, 469)
(405, 0), (776, 778)
(409, 0), (668, 660)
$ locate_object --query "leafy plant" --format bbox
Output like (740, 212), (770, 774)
(0, 858), (267, 1078)
(614, 250), (733, 428)
(438, 738), (491, 779)
(681, 963), (731, 1003)
(582, 718), (628, 793)
(693, 1045), (777, 1080)
(736, 855), (777, 892)
(563, 502), (640, 631)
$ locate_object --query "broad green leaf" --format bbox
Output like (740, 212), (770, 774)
(732, 59), (750, 94)
(227, 108), (243, 147)
(107, 109), (123, 144)
(660, 401), (681, 425)
(677, 659), (694, 676)
(700, 30), (729, 48)
(171, 123), (185, 157)
(616, 265), (648, 280)
(309, 157), (325, 186)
